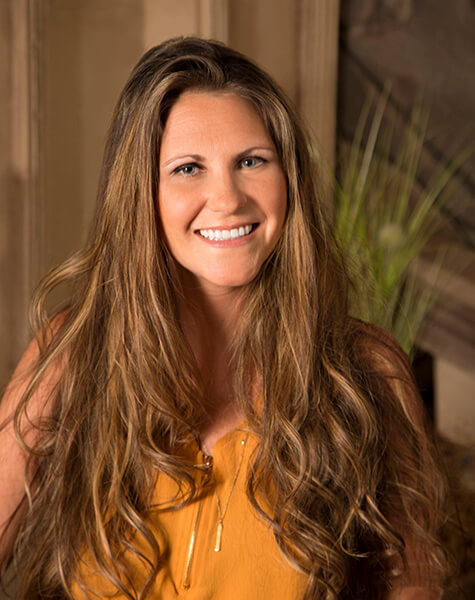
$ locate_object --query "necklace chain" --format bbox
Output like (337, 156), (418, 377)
(213, 432), (249, 552)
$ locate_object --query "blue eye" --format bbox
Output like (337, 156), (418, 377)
(240, 156), (265, 169)
(174, 163), (200, 176)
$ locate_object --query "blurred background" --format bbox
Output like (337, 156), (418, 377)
(0, 0), (473, 596)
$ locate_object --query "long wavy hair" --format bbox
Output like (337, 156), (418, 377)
(3, 37), (446, 599)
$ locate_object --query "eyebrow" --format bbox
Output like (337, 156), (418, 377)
(161, 146), (276, 168)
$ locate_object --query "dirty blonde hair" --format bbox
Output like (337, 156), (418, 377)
(4, 37), (446, 599)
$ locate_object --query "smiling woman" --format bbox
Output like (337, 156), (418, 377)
(0, 38), (447, 600)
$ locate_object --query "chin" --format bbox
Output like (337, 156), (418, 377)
(199, 269), (260, 290)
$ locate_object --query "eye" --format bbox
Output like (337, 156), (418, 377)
(173, 163), (201, 177)
(240, 156), (266, 169)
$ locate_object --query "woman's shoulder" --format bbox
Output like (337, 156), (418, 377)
(1, 310), (68, 430)
(349, 318), (414, 377)
(0, 311), (68, 565)
(347, 319), (427, 426)
(350, 318), (407, 354)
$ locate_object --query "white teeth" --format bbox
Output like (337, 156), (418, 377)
(198, 224), (254, 240)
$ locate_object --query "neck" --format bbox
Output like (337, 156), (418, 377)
(178, 269), (245, 418)
(179, 274), (243, 345)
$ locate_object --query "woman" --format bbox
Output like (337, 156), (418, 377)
(0, 37), (446, 599)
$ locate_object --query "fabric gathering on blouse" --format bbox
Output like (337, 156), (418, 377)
(71, 425), (308, 599)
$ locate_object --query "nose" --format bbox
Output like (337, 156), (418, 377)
(205, 169), (246, 214)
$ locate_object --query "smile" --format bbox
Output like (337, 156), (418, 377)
(197, 224), (257, 241)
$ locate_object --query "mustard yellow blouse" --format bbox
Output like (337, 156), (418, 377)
(72, 425), (308, 599)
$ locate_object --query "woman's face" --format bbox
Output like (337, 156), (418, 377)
(157, 91), (287, 294)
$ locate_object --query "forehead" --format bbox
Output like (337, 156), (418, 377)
(159, 91), (273, 154)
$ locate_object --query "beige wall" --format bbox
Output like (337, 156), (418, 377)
(229, 0), (299, 104)
(42, 0), (145, 272)
(42, 0), (84, 272)
(0, 0), (15, 382)
(1, 0), (39, 383)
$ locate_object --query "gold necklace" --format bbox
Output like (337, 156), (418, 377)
(213, 432), (249, 552)
(183, 431), (249, 588)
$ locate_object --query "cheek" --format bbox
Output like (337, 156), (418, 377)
(158, 189), (194, 236)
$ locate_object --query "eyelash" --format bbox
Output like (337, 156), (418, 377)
(172, 156), (267, 177)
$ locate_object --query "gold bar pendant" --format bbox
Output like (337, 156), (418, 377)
(214, 520), (223, 552)
(183, 498), (204, 588)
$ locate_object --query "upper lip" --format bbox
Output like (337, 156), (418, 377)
(194, 222), (258, 231)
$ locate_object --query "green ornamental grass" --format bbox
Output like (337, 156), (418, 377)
(333, 91), (464, 357)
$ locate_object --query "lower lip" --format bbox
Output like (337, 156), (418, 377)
(194, 225), (259, 247)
